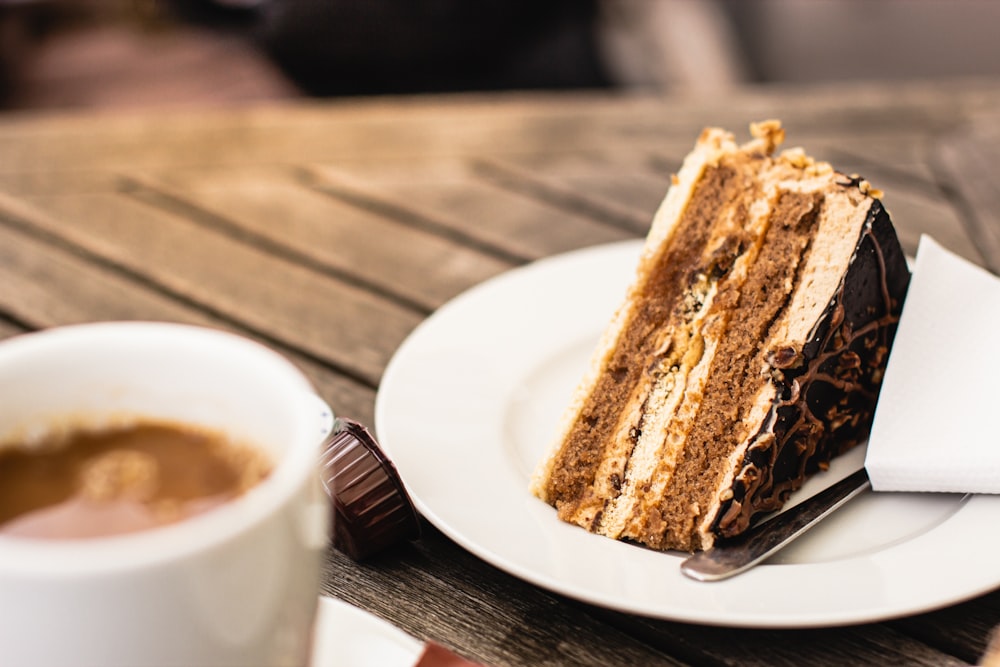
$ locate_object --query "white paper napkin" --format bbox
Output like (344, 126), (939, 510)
(865, 235), (1000, 493)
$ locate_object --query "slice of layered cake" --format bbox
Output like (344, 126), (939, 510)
(530, 121), (910, 552)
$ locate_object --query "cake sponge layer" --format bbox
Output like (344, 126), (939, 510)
(531, 121), (910, 552)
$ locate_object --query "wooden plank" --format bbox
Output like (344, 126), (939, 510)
(878, 187), (985, 264)
(933, 123), (1000, 273)
(0, 191), (421, 387)
(472, 152), (668, 235)
(324, 523), (689, 667)
(1, 81), (992, 173)
(306, 162), (635, 262)
(328, 518), (967, 667)
(475, 139), (982, 265)
(684, 82), (985, 140)
(0, 217), (207, 328)
(125, 166), (514, 312)
(0, 96), (648, 170)
(890, 589), (1000, 665)
(0, 96), (690, 170)
(593, 608), (968, 667)
(0, 218), (377, 424)
(0, 169), (123, 197)
(816, 139), (940, 187)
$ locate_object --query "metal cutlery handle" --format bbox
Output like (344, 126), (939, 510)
(681, 468), (871, 582)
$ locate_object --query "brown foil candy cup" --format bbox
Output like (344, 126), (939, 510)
(320, 417), (421, 560)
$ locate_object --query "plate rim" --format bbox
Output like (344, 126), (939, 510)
(375, 240), (1000, 628)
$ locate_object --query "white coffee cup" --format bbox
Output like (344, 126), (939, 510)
(0, 322), (333, 666)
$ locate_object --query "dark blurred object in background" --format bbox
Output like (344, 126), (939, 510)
(0, 0), (610, 109)
(0, 0), (299, 109)
(253, 0), (610, 95)
(3, 0), (1000, 111)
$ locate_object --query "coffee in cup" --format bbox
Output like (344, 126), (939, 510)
(0, 419), (273, 539)
(0, 322), (332, 667)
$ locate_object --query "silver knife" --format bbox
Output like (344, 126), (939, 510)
(680, 468), (871, 582)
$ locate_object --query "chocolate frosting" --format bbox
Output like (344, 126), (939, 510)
(711, 196), (910, 539)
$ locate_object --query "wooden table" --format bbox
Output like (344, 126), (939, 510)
(2, 79), (1000, 666)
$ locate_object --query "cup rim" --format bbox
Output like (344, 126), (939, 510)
(0, 322), (325, 576)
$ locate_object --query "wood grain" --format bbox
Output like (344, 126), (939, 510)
(933, 121), (1000, 272)
(0, 210), (376, 423)
(125, 166), (515, 312)
(1, 80), (999, 666)
(0, 191), (419, 386)
(306, 163), (636, 261)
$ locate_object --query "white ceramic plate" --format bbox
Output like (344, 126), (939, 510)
(375, 240), (1000, 628)
(312, 596), (422, 667)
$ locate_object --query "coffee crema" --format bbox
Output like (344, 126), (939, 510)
(0, 420), (273, 539)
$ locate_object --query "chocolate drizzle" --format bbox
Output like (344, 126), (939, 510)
(711, 198), (910, 538)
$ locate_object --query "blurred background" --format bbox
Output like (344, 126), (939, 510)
(1, 0), (999, 111)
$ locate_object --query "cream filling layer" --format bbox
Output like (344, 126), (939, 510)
(530, 129), (743, 503)
(694, 186), (873, 545)
(601, 181), (779, 544)
(596, 279), (719, 539)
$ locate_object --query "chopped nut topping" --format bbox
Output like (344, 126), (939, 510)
(749, 119), (785, 154)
